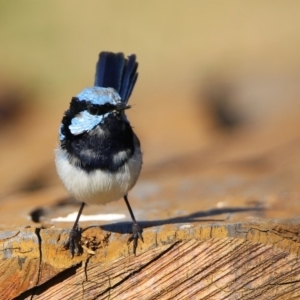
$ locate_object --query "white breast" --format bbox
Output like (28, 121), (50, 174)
(55, 147), (142, 205)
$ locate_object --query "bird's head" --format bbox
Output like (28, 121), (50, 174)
(59, 87), (130, 141)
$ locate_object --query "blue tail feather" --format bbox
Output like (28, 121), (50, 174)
(94, 52), (138, 103)
(119, 54), (138, 103)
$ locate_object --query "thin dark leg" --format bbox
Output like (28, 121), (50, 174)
(64, 202), (85, 257)
(123, 194), (143, 255)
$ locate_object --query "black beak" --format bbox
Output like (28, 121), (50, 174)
(116, 103), (131, 111)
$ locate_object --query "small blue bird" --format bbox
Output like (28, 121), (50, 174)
(55, 52), (143, 256)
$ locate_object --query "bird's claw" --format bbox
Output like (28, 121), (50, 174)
(64, 226), (83, 257)
(127, 222), (143, 255)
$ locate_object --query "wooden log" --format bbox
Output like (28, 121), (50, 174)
(1, 219), (300, 300)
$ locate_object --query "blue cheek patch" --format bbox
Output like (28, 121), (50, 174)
(69, 110), (109, 135)
(59, 124), (66, 140)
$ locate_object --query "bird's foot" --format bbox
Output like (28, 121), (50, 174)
(64, 226), (83, 257)
(127, 222), (144, 255)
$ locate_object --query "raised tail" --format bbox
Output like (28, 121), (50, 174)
(94, 52), (138, 103)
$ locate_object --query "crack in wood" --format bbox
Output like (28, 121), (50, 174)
(83, 255), (92, 282)
(0, 230), (20, 240)
(14, 262), (83, 300)
(94, 240), (182, 298)
(271, 280), (300, 285)
(3, 221), (300, 299)
(0, 247), (21, 253)
(16, 228), (43, 300)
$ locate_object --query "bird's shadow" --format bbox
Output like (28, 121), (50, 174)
(89, 206), (264, 235)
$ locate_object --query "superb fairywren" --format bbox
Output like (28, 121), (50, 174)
(55, 52), (143, 256)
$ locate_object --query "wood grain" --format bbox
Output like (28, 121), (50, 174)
(0, 220), (299, 299)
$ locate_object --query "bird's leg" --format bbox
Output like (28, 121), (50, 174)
(123, 194), (143, 255)
(64, 202), (85, 257)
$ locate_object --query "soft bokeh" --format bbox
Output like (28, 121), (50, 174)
(1, 1), (300, 198)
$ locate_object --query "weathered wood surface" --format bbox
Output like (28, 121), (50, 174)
(1, 219), (300, 299)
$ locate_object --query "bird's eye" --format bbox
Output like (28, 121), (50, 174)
(87, 104), (100, 115)
(86, 103), (117, 115)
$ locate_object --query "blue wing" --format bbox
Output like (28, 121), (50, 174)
(94, 52), (138, 103)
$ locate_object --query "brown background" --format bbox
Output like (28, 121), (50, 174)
(1, 1), (300, 229)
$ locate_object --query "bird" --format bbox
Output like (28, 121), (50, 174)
(55, 51), (143, 257)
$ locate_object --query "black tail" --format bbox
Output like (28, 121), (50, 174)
(94, 52), (138, 103)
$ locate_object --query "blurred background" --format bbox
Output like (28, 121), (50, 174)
(1, 1), (300, 221)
